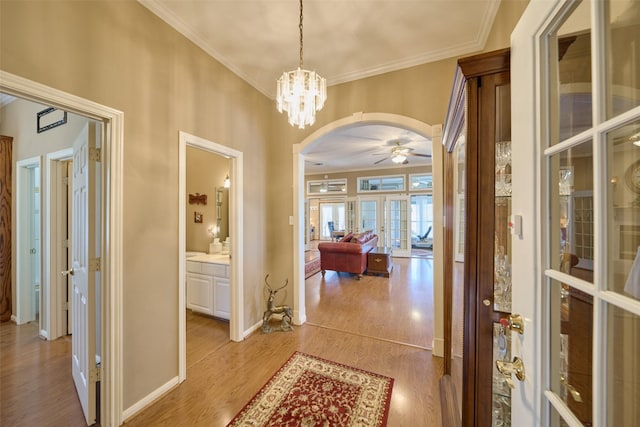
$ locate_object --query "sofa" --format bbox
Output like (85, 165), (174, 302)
(317, 230), (378, 279)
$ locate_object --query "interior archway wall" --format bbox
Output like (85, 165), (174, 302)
(292, 112), (446, 357)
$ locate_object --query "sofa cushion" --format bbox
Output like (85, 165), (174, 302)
(353, 230), (373, 244)
(340, 232), (354, 242)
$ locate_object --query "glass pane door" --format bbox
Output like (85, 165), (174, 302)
(386, 195), (410, 257)
(358, 197), (382, 237)
(541, 2), (640, 425)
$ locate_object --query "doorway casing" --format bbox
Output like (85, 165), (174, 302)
(15, 156), (41, 327)
(292, 112), (444, 353)
(0, 70), (124, 426)
(178, 131), (244, 382)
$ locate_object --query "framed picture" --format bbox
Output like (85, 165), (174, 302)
(37, 107), (67, 133)
(194, 212), (203, 223)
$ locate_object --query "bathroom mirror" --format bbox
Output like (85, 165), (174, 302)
(216, 187), (229, 241)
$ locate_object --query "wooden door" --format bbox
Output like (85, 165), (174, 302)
(0, 135), (12, 322)
(459, 49), (513, 426)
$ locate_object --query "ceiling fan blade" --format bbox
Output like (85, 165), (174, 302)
(407, 152), (432, 158)
(374, 156), (389, 165)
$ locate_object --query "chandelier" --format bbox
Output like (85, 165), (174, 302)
(276, 0), (326, 129)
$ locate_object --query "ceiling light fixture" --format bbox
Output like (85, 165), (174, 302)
(276, 0), (326, 129)
(391, 154), (407, 164)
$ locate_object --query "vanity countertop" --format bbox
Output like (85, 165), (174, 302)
(188, 254), (230, 265)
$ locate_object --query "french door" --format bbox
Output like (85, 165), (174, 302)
(358, 196), (383, 240)
(511, 0), (640, 425)
(386, 195), (411, 257)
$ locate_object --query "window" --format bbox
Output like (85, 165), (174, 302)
(411, 195), (433, 239)
(307, 179), (347, 195)
(409, 173), (432, 191)
(357, 175), (404, 193)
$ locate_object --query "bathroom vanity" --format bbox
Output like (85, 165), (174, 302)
(185, 254), (230, 319)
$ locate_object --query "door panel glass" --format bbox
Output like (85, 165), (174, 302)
(388, 199), (408, 251)
(492, 321), (511, 427)
(411, 195), (433, 248)
(605, 0), (640, 119)
(550, 279), (593, 425)
(606, 304), (640, 425)
(549, 141), (595, 282)
(494, 82), (512, 314)
(554, 3), (592, 144)
(606, 121), (640, 301)
(360, 200), (378, 233)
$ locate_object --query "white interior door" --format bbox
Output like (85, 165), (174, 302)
(386, 195), (410, 256)
(512, 0), (640, 425)
(70, 123), (97, 425)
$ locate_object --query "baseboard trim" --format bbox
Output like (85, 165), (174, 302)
(122, 376), (179, 422)
(432, 337), (445, 358)
(244, 320), (262, 338)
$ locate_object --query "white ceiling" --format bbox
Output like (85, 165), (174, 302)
(139, 0), (502, 173)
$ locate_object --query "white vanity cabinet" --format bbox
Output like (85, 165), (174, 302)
(186, 254), (230, 320)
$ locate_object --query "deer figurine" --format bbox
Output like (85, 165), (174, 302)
(261, 275), (293, 333)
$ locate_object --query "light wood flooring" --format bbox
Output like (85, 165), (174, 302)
(0, 255), (464, 426)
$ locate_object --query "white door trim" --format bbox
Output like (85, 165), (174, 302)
(0, 70), (124, 427)
(178, 131), (244, 382)
(292, 113), (442, 351)
(15, 156), (41, 326)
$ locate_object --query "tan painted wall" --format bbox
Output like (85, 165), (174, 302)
(0, 0), (528, 416)
(1, 0), (271, 409)
(265, 0), (529, 291)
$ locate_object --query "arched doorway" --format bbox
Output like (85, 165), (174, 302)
(291, 112), (445, 356)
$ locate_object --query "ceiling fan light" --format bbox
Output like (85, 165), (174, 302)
(392, 154), (406, 164)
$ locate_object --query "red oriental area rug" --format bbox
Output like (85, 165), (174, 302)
(304, 250), (321, 279)
(227, 351), (394, 427)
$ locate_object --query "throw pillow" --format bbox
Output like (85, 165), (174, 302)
(340, 232), (353, 242)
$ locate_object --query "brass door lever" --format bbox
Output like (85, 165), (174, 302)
(496, 356), (526, 384)
(500, 314), (525, 334)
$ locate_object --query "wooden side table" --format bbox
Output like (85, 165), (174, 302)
(367, 247), (393, 277)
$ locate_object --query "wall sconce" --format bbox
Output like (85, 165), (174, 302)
(223, 174), (230, 188)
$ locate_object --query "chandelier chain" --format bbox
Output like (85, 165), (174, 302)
(299, 0), (304, 68)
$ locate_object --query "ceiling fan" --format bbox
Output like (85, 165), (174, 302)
(373, 141), (431, 165)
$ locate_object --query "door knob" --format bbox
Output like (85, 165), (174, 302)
(496, 356), (525, 386)
(61, 268), (74, 276)
(500, 314), (525, 334)
(560, 375), (583, 402)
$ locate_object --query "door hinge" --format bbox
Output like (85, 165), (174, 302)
(62, 301), (69, 311)
(62, 176), (70, 186)
(89, 257), (101, 272)
(89, 147), (101, 162)
(90, 366), (101, 382)
(63, 239), (70, 248)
